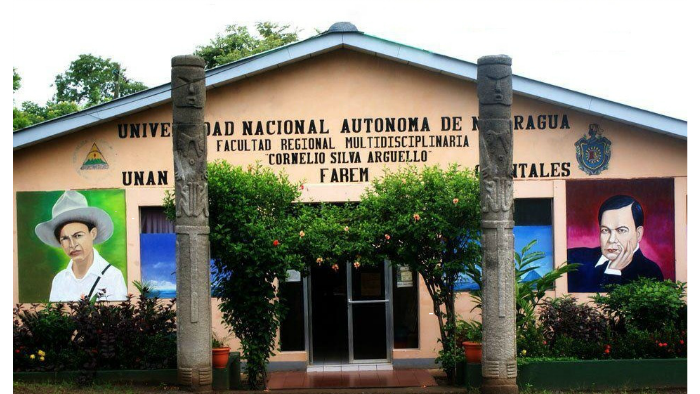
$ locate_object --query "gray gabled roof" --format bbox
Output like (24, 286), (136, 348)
(13, 28), (687, 150)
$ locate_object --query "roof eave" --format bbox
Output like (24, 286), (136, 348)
(13, 32), (686, 151)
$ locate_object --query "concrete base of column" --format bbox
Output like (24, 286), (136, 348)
(481, 377), (518, 394)
(178, 367), (213, 392)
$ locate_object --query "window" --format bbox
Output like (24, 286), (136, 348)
(393, 266), (419, 348)
(139, 207), (176, 298)
(279, 271), (306, 351)
(456, 198), (554, 291)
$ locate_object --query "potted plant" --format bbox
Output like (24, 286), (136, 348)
(212, 332), (231, 369)
(456, 319), (482, 363)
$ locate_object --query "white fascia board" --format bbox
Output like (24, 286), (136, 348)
(343, 35), (686, 139)
(13, 85), (172, 150)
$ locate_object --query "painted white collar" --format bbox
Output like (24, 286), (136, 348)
(595, 245), (640, 276)
(65, 249), (109, 281)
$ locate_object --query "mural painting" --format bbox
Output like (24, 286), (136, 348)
(140, 234), (216, 298)
(16, 189), (128, 303)
(456, 199), (554, 291)
(566, 179), (675, 292)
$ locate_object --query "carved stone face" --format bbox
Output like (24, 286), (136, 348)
(477, 64), (513, 106)
(173, 76), (204, 109)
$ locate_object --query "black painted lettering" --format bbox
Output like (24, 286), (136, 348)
(130, 124), (140, 138)
(562, 162), (571, 176)
(526, 116), (535, 130)
(514, 116), (523, 130)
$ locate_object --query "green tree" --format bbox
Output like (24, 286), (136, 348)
(358, 165), (481, 383)
(13, 68), (21, 92)
(13, 100), (80, 131)
(54, 54), (147, 107)
(194, 22), (300, 68)
(165, 161), (305, 390)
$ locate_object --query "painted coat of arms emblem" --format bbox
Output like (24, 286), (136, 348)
(575, 124), (611, 175)
(80, 143), (109, 170)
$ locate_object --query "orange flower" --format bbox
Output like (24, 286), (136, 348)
(331, 264), (339, 272)
(273, 240), (280, 247)
(344, 226), (349, 232)
(299, 231), (305, 238)
(413, 213), (420, 221)
(316, 257), (324, 265)
(353, 262), (361, 269)
(385, 234), (391, 240)
(453, 198), (459, 204)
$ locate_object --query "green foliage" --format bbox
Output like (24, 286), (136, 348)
(296, 203), (376, 272)
(517, 322), (549, 358)
(166, 161), (304, 389)
(538, 296), (608, 350)
(515, 240), (579, 329)
(358, 164), (480, 383)
(13, 100), (81, 131)
(54, 54), (147, 107)
(194, 22), (300, 68)
(13, 285), (177, 376)
(592, 278), (686, 332)
(212, 332), (227, 349)
(455, 319), (482, 343)
(14, 68), (21, 92)
(464, 239), (578, 339)
(605, 326), (686, 359)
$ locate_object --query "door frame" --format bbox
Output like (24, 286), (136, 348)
(346, 259), (393, 364)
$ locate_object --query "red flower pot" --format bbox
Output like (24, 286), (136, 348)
(212, 347), (231, 369)
(462, 341), (482, 364)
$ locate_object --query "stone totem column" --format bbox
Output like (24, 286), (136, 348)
(477, 55), (518, 394)
(171, 55), (212, 391)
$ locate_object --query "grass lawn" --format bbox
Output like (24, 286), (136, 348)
(13, 381), (687, 394)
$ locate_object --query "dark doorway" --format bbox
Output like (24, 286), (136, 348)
(310, 263), (348, 364)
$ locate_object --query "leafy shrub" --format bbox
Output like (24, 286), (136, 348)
(539, 296), (608, 348)
(13, 285), (176, 375)
(592, 278), (686, 333)
(464, 240), (578, 344)
(604, 327), (686, 359)
(13, 303), (76, 372)
(455, 319), (482, 343)
(165, 161), (306, 390)
(517, 323), (549, 358)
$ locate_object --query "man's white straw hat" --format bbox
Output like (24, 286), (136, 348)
(34, 190), (114, 248)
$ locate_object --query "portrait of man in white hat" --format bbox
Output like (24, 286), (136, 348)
(34, 190), (128, 302)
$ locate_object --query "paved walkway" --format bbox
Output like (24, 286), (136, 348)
(266, 369), (438, 390)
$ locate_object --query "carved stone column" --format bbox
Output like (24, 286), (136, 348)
(477, 55), (518, 394)
(171, 55), (212, 392)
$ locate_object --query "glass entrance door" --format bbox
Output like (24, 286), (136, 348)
(346, 260), (392, 363)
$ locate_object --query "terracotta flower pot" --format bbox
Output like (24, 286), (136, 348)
(212, 347), (231, 369)
(462, 341), (482, 363)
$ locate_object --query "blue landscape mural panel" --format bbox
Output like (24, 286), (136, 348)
(140, 233), (215, 298)
(455, 225), (554, 291)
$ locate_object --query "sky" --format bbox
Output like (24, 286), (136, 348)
(9, 0), (694, 121)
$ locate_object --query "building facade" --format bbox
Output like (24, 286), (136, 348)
(13, 24), (687, 370)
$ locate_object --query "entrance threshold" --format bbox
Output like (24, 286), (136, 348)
(307, 363), (393, 372)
